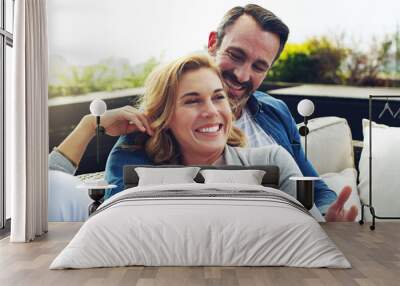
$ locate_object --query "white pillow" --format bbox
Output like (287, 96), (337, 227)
(358, 119), (400, 220)
(321, 168), (361, 221)
(200, 169), (266, 185)
(135, 167), (200, 186)
(298, 117), (355, 174)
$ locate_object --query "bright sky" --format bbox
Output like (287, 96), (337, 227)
(48, 0), (400, 66)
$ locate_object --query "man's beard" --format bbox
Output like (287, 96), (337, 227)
(222, 70), (253, 119)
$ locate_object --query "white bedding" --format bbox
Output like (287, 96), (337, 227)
(50, 183), (350, 269)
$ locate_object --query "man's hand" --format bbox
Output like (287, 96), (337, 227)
(325, 186), (358, 222)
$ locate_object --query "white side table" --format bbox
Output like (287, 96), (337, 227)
(77, 183), (117, 215)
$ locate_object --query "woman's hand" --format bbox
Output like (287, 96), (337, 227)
(85, 106), (154, 137)
(55, 106), (154, 168)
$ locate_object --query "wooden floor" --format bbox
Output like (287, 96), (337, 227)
(1, 222), (399, 286)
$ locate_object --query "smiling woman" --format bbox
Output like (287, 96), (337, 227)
(134, 53), (246, 165)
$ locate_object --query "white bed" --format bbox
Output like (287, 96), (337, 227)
(50, 183), (350, 269)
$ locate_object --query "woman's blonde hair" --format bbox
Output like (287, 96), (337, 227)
(130, 53), (246, 164)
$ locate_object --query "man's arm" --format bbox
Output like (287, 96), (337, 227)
(252, 92), (337, 214)
(104, 134), (152, 199)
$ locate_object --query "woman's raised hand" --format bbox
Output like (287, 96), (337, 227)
(55, 106), (154, 168)
(87, 106), (154, 137)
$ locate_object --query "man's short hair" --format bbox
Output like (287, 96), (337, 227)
(216, 4), (289, 63)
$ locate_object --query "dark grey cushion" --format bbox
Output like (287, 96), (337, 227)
(123, 165), (279, 189)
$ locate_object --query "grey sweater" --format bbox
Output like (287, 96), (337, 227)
(223, 145), (302, 198)
(48, 150), (77, 175)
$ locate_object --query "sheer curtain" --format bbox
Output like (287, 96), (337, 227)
(7, 0), (48, 242)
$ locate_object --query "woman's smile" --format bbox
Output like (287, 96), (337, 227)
(168, 67), (232, 162)
(194, 123), (224, 137)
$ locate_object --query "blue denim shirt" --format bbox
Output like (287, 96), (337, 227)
(105, 137), (152, 199)
(105, 91), (337, 213)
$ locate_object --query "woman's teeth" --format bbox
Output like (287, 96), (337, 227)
(197, 125), (221, 133)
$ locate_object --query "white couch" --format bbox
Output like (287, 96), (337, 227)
(300, 116), (400, 222)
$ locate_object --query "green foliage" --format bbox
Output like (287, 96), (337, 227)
(49, 57), (160, 98)
(268, 33), (400, 87)
(268, 37), (347, 84)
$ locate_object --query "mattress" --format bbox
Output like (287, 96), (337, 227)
(50, 183), (350, 269)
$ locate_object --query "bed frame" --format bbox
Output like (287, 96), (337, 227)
(123, 165), (280, 189)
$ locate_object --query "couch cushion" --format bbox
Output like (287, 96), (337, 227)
(298, 117), (355, 175)
(48, 170), (92, 222)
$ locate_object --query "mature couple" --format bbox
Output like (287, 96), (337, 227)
(49, 4), (357, 222)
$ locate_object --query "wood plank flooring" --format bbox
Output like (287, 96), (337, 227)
(0, 222), (399, 286)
